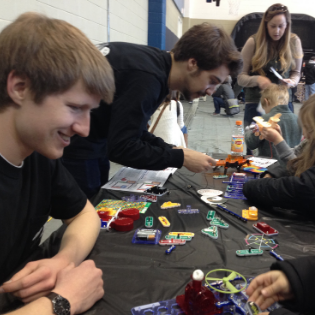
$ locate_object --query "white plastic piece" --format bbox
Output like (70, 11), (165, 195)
(192, 269), (204, 281)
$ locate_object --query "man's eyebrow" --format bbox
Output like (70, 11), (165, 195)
(211, 75), (222, 84)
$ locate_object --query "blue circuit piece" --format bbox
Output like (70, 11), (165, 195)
(165, 245), (176, 254)
(222, 173), (248, 184)
(216, 205), (247, 222)
(132, 279), (281, 315)
(132, 229), (162, 245)
(223, 175), (258, 200)
(122, 194), (147, 202)
(100, 220), (108, 229)
(131, 299), (184, 315)
(270, 250), (284, 261)
(178, 209), (199, 214)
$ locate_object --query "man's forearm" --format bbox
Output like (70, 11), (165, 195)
(5, 297), (53, 315)
(55, 201), (100, 266)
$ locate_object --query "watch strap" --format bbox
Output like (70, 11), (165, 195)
(46, 292), (71, 315)
(47, 292), (59, 300)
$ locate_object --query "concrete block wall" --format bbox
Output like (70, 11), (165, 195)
(0, 0), (148, 45)
(166, 0), (181, 37)
(110, 0), (148, 44)
(184, 0), (315, 35)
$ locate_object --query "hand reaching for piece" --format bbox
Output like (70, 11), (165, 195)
(183, 149), (216, 173)
(246, 270), (293, 311)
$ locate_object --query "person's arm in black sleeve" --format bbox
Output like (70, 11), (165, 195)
(270, 256), (315, 314)
(262, 163), (292, 178)
(243, 166), (315, 212)
(107, 71), (184, 170)
(141, 130), (175, 148)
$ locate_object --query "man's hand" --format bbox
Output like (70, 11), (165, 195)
(183, 149), (216, 173)
(247, 270), (293, 311)
(0, 257), (70, 303)
(257, 76), (272, 90)
(260, 125), (283, 145)
(53, 260), (104, 315)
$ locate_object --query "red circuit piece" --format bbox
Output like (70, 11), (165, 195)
(118, 208), (140, 221)
(110, 217), (134, 231)
(97, 212), (113, 221)
(253, 222), (278, 236)
(176, 270), (221, 315)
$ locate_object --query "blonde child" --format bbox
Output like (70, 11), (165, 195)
(243, 94), (315, 213)
(245, 84), (301, 163)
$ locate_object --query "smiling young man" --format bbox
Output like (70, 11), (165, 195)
(63, 23), (243, 197)
(0, 13), (115, 314)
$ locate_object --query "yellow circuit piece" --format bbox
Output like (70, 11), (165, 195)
(242, 206), (258, 220)
(169, 232), (195, 237)
(97, 208), (116, 216)
(158, 216), (171, 227)
(161, 201), (181, 209)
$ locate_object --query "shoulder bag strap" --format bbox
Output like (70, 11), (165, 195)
(149, 103), (168, 134)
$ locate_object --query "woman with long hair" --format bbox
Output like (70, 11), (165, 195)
(238, 4), (303, 135)
(243, 94), (315, 214)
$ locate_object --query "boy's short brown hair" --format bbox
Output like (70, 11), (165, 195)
(172, 23), (243, 77)
(260, 84), (289, 107)
(0, 12), (115, 111)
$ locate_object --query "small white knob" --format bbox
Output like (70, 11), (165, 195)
(192, 269), (204, 281)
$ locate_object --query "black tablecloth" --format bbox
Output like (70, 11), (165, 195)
(84, 167), (315, 315)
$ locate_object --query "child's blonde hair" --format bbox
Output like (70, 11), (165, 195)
(260, 84), (289, 108)
(289, 94), (315, 176)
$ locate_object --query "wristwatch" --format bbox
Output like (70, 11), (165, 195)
(46, 292), (71, 315)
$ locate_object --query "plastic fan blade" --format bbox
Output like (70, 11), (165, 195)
(205, 277), (223, 281)
(224, 280), (237, 293)
(226, 271), (237, 282)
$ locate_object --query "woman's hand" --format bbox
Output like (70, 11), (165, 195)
(257, 76), (272, 90)
(281, 79), (295, 88)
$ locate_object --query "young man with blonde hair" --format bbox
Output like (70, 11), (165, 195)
(0, 13), (115, 314)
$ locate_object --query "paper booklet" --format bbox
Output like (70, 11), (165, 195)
(102, 166), (176, 193)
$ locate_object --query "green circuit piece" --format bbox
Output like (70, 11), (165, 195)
(213, 175), (228, 179)
(226, 185), (234, 192)
(201, 227), (218, 240)
(145, 216), (153, 228)
(165, 235), (192, 241)
(206, 210), (216, 221)
(210, 218), (229, 229)
(236, 249), (263, 257)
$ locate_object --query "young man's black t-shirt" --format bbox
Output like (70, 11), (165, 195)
(63, 42), (184, 170)
(0, 153), (87, 284)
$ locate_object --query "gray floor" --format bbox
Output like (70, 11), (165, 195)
(42, 97), (302, 242)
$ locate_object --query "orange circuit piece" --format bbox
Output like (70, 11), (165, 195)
(215, 155), (251, 175)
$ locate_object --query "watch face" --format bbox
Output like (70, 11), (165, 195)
(52, 295), (70, 315)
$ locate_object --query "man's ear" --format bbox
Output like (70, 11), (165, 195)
(6, 71), (30, 106)
(187, 58), (198, 72)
